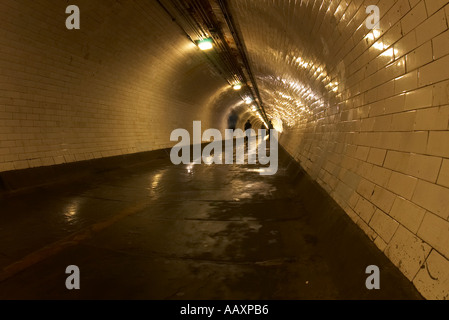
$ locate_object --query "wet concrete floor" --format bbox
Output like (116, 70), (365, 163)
(0, 146), (422, 299)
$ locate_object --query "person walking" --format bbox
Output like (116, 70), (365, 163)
(244, 119), (252, 143)
(260, 123), (267, 137)
(267, 120), (273, 139)
(244, 119), (252, 131)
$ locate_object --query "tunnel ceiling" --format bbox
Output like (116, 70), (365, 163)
(160, 0), (384, 132)
(226, 0), (360, 129)
(3, 0), (449, 300)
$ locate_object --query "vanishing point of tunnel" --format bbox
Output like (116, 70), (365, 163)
(1, 0), (449, 300)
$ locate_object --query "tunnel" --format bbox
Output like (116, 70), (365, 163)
(0, 0), (448, 301)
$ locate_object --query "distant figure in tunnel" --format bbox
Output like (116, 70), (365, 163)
(244, 119), (252, 143)
(227, 110), (238, 131)
(260, 123), (267, 136)
(267, 120), (273, 139)
(244, 119), (252, 131)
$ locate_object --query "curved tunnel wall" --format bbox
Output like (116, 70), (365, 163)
(1, 0), (449, 299)
(0, 0), (245, 173)
(229, 0), (449, 299)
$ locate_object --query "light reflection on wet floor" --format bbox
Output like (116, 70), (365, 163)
(0, 146), (422, 299)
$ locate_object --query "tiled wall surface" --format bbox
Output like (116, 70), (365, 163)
(230, 0), (449, 299)
(0, 0), (233, 173)
(2, 0), (449, 299)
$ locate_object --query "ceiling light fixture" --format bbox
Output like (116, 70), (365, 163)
(233, 83), (242, 90)
(197, 38), (213, 50)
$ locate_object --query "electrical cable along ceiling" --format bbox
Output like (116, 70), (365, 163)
(156, 0), (270, 126)
(225, 0), (348, 132)
(157, 0), (363, 133)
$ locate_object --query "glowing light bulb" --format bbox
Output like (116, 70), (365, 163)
(198, 38), (213, 50)
(233, 84), (242, 90)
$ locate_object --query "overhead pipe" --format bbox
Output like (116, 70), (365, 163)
(157, 0), (266, 122)
(216, 0), (270, 124)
